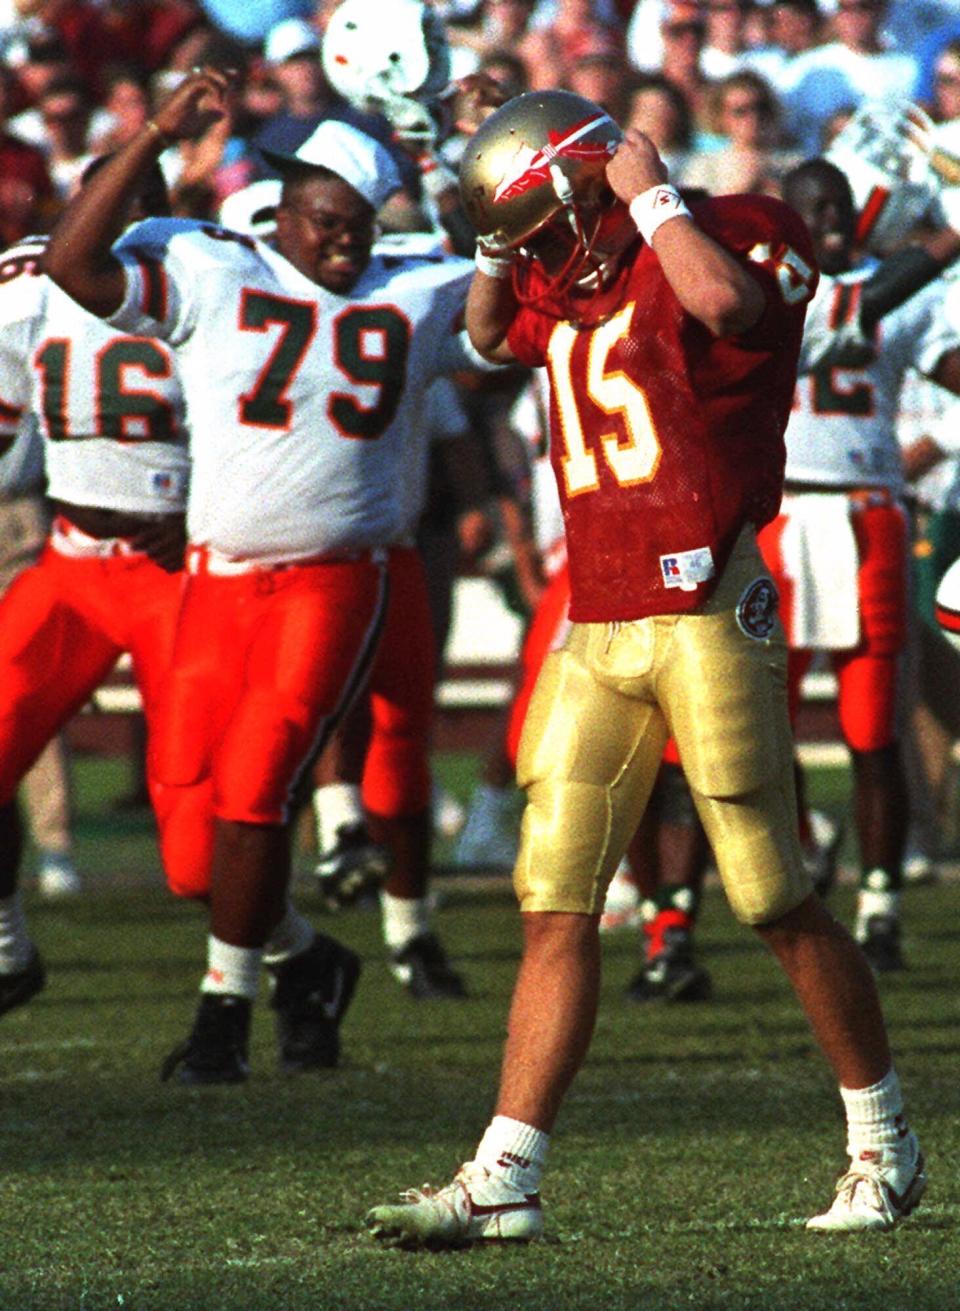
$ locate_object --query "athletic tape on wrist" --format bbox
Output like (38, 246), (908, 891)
(629, 184), (691, 244)
(475, 247), (512, 279)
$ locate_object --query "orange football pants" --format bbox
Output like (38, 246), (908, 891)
(0, 540), (181, 808)
(360, 546), (436, 818)
(758, 498), (908, 751)
(153, 553), (388, 897)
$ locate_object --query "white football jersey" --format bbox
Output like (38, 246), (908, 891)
(0, 238), (189, 514)
(785, 266), (960, 493)
(509, 368), (566, 573)
(110, 220), (476, 561)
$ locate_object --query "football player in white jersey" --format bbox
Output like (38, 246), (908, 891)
(0, 161), (190, 1020)
(42, 70), (497, 1084)
(757, 157), (960, 971)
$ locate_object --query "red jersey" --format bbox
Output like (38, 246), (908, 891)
(506, 194), (817, 622)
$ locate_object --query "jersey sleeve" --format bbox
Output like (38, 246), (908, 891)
(506, 301), (553, 368)
(910, 276), (960, 379)
(697, 194), (819, 348)
(108, 218), (205, 344)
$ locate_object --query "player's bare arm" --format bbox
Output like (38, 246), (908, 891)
(607, 130), (765, 338)
(465, 261), (520, 363)
(930, 344), (960, 395)
(43, 69), (228, 317)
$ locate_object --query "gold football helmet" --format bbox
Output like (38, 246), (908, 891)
(458, 90), (628, 307)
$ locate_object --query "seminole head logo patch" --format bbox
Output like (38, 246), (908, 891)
(736, 577), (779, 640)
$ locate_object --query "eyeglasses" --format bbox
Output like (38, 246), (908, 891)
(935, 70), (960, 88)
(284, 203), (376, 241)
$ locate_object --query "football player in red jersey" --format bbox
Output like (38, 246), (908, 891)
(367, 90), (925, 1243)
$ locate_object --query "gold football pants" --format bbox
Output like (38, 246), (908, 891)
(513, 528), (812, 925)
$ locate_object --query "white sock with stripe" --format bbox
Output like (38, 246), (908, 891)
(841, 1068), (909, 1159)
(201, 936), (261, 1000)
(475, 1115), (549, 1193)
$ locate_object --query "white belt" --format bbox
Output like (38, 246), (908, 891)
(50, 517), (141, 559)
(185, 544), (387, 576)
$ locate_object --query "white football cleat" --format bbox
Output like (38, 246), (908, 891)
(807, 1133), (926, 1232)
(366, 1161), (543, 1248)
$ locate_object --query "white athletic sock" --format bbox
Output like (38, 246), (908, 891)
(262, 901), (315, 967)
(855, 887), (900, 939)
(313, 783), (364, 851)
(201, 936), (261, 1000)
(380, 891), (430, 951)
(841, 1068), (909, 1159)
(0, 893), (33, 972)
(475, 1115), (549, 1193)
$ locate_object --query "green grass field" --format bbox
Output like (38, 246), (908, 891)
(4, 755), (959, 1311)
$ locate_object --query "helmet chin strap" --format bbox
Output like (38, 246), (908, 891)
(511, 166), (627, 311)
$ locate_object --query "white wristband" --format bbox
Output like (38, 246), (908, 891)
(475, 246), (512, 279)
(629, 184), (692, 245)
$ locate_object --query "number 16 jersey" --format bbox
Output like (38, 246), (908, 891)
(110, 221), (475, 563)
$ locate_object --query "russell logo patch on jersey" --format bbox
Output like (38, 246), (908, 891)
(736, 576), (779, 641)
(659, 546), (715, 592)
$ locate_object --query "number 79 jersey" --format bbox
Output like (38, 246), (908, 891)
(505, 194), (818, 623)
(110, 221), (475, 562)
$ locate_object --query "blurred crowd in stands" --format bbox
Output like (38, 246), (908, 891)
(1, 0), (960, 251)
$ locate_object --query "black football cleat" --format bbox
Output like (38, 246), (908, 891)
(268, 934), (361, 1072)
(0, 949), (46, 1017)
(160, 993), (251, 1085)
(858, 915), (905, 973)
(389, 932), (467, 1000)
(311, 822), (388, 911)
(627, 928), (712, 1003)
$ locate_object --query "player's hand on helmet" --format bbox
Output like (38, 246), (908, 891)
(150, 67), (230, 143)
(476, 230), (513, 260)
(451, 74), (507, 136)
(606, 129), (669, 204)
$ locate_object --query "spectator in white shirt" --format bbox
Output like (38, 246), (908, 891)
(779, 0), (920, 153)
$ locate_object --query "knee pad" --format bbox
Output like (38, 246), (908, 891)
(153, 778), (214, 899)
(699, 777), (811, 925)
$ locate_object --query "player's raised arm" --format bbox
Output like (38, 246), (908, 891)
(43, 69), (228, 317)
(607, 129), (765, 338)
(464, 243), (521, 364)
